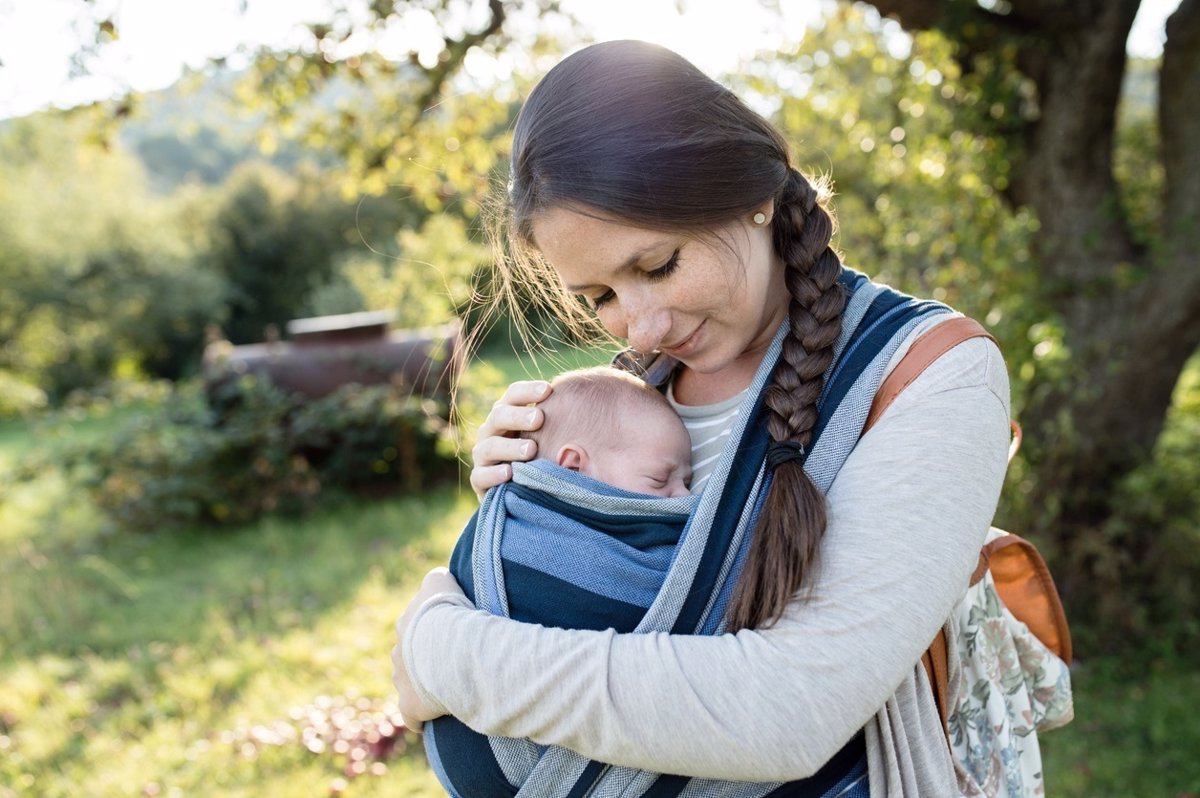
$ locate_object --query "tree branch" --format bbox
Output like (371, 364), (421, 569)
(413, 0), (507, 114)
(1160, 0), (1200, 251)
(860, 0), (948, 29)
(862, 0), (1035, 37)
(863, 0), (1041, 97)
(1003, 0), (1078, 29)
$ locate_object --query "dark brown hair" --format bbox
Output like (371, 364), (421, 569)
(495, 40), (847, 631)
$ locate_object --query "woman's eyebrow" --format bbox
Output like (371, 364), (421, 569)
(563, 243), (665, 292)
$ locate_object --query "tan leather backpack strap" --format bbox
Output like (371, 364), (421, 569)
(863, 316), (997, 435)
(982, 532), (1074, 664)
(1009, 420), (1023, 464)
(920, 628), (952, 734)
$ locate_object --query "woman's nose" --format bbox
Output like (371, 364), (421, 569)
(622, 301), (671, 353)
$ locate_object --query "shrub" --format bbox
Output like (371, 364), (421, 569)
(0, 370), (48, 417)
(53, 375), (458, 532)
(1066, 357), (1200, 655)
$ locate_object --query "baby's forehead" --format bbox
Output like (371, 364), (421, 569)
(598, 389), (682, 430)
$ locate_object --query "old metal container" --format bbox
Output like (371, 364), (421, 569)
(203, 311), (463, 400)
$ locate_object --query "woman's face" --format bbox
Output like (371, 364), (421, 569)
(531, 206), (788, 377)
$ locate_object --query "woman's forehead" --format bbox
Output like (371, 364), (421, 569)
(531, 206), (669, 253)
(531, 207), (676, 287)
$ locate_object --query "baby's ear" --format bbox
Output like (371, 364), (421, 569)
(556, 444), (588, 473)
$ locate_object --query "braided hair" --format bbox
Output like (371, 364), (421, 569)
(498, 40), (848, 631)
(724, 170), (847, 631)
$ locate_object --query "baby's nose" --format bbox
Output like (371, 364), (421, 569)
(666, 478), (692, 498)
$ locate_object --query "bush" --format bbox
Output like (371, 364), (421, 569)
(1065, 355), (1200, 655)
(52, 376), (458, 532)
(0, 370), (48, 417)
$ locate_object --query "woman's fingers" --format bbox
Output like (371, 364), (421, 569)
(482, 402), (546, 440)
(390, 641), (425, 733)
(499, 379), (553, 408)
(476, 381), (550, 440)
(473, 433), (537, 469)
(469, 380), (551, 498)
(420, 566), (462, 594)
(470, 462), (514, 497)
(470, 435), (536, 498)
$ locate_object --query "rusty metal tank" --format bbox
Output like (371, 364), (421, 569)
(202, 311), (463, 400)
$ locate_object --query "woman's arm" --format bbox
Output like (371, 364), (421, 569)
(404, 339), (1010, 781)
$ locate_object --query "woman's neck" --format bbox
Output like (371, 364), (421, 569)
(672, 357), (759, 406)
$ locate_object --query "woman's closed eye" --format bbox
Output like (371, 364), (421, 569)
(588, 249), (681, 311)
(646, 249), (681, 282)
(590, 288), (616, 310)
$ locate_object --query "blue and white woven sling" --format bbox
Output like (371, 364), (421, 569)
(424, 270), (953, 798)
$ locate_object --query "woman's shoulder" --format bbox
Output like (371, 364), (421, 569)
(881, 313), (1010, 414)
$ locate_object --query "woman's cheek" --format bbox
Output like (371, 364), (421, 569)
(596, 305), (626, 339)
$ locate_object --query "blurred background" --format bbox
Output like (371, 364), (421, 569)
(0, 0), (1196, 795)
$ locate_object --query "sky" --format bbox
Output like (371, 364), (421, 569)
(0, 0), (1184, 120)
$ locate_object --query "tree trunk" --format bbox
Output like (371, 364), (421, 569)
(861, 0), (1200, 612)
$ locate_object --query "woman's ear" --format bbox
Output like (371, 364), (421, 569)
(752, 199), (775, 226)
(556, 444), (589, 473)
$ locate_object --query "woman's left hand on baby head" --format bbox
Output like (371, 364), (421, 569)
(469, 379), (553, 499)
(391, 566), (466, 732)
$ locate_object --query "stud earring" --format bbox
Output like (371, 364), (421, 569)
(752, 212), (767, 225)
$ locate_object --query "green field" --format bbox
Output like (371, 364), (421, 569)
(0, 440), (472, 796)
(1, 356), (1197, 797)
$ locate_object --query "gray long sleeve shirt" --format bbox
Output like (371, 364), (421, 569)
(404, 325), (1011, 797)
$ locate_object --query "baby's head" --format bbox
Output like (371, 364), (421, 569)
(525, 366), (692, 498)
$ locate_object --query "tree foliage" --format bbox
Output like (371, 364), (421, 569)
(737, 9), (1038, 339)
(199, 161), (366, 345)
(37, 377), (458, 531)
(0, 113), (225, 397)
(842, 0), (1200, 646)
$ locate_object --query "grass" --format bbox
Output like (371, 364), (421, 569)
(0, 392), (478, 796)
(0, 442), (476, 796)
(0, 349), (622, 798)
(1041, 658), (1200, 797)
(1, 359), (1198, 797)
(474, 340), (614, 386)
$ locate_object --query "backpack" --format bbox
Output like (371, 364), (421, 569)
(864, 316), (1075, 797)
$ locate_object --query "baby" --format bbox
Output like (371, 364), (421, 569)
(425, 366), (698, 796)
(522, 365), (693, 497)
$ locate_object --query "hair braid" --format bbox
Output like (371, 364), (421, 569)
(725, 169), (848, 632)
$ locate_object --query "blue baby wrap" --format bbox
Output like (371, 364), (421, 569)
(424, 270), (952, 798)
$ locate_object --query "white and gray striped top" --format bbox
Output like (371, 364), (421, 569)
(666, 384), (749, 493)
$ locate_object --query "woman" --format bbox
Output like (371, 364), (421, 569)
(392, 40), (1011, 796)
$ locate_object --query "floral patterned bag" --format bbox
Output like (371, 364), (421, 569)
(946, 527), (1074, 797)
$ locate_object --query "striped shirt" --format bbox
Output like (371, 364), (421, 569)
(667, 384), (749, 493)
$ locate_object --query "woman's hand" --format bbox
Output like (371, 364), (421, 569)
(391, 567), (467, 732)
(470, 380), (552, 498)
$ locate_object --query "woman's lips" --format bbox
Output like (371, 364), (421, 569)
(661, 321), (704, 358)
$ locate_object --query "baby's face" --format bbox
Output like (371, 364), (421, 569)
(586, 408), (693, 498)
